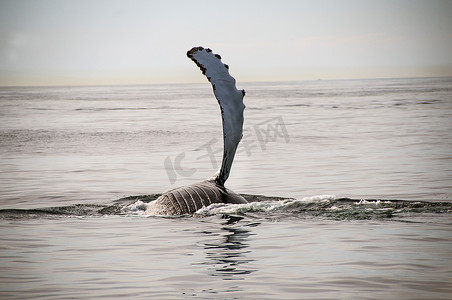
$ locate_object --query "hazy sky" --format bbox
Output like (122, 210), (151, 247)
(1, 0), (451, 86)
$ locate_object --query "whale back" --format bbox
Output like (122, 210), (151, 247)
(146, 180), (247, 215)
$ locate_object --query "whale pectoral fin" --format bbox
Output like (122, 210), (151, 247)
(187, 47), (245, 184)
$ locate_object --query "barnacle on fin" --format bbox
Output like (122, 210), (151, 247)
(186, 46), (204, 58)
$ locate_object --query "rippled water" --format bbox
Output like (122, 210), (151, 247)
(1, 78), (452, 298)
(1, 208), (451, 299)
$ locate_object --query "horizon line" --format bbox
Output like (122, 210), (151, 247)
(1, 75), (451, 89)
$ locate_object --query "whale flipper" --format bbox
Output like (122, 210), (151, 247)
(187, 47), (245, 185)
(146, 47), (247, 216)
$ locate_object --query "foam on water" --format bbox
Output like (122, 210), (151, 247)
(192, 195), (337, 216)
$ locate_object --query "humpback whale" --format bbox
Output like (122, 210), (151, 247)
(146, 46), (247, 215)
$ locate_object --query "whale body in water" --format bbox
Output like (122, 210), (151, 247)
(146, 46), (247, 215)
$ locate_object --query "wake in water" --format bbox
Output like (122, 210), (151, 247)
(1, 194), (451, 222)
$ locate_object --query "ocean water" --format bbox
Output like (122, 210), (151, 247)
(1, 78), (452, 299)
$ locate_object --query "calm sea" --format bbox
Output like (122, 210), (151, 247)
(1, 78), (451, 299)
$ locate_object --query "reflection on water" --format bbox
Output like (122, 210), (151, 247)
(195, 216), (257, 281)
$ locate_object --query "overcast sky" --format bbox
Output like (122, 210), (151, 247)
(1, 0), (451, 86)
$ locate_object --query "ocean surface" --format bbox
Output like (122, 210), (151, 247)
(1, 77), (451, 299)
